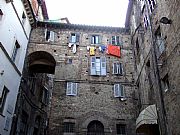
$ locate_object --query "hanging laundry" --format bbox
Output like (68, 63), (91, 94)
(99, 45), (106, 53)
(87, 46), (90, 51)
(72, 44), (77, 53)
(90, 47), (95, 56)
(68, 43), (74, 48)
(107, 45), (121, 57)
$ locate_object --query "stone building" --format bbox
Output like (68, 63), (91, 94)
(129, 0), (180, 135)
(26, 21), (137, 135)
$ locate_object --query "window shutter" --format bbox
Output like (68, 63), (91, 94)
(101, 57), (106, 76)
(111, 36), (115, 45)
(114, 84), (120, 97)
(119, 84), (125, 97)
(98, 35), (101, 44)
(119, 63), (123, 75)
(76, 33), (80, 43)
(116, 36), (120, 45)
(91, 36), (94, 44)
(72, 83), (77, 96)
(45, 28), (47, 38)
(119, 37), (123, 46)
(66, 82), (72, 95)
(91, 57), (96, 75)
(113, 63), (117, 74)
(50, 31), (55, 41)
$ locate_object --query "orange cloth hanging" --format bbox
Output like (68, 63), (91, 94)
(107, 45), (121, 57)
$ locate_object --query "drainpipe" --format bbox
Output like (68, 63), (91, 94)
(144, 0), (168, 135)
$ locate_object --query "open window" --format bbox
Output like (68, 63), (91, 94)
(11, 40), (20, 62)
(45, 29), (55, 42)
(66, 82), (78, 96)
(114, 84), (125, 98)
(91, 35), (100, 44)
(69, 33), (80, 43)
(90, 57), (106, 76)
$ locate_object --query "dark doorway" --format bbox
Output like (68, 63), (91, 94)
(87, 120), (104, 135)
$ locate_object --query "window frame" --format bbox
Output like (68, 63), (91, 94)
(90, 57), (106, 76)
(45, 29), (55, 42)
(111, 36), (122, 46)
(116, 124), (126, 135)
(91, 35), (100, 44)
(0, 86), (9, 114)
(70, 33), (80, 43)
(63, 122), (75, 133)
(11, 40), (20, 62)
(114, 84), (125, 98)
(113, 62), (123, 75)
(66, 82), (78, 96)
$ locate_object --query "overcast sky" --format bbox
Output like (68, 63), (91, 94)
(45, 0), (129, 27)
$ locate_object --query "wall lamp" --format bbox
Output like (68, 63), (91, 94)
(160, 17), (172, 24)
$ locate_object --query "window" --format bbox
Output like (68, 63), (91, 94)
(162, 74), (169, 92)
(114, 84), (125, 98)
(45, 29), (55, 42)
(90, 57), (106, 76)
(91, 35), (100, 44)
(22, 12), (26, 25)
(135, 38), (140, 64)
(147, 0), (156, 12)
(144, 15), (149, 29)
(111, 36), (122, 46)
(19, 111), (28, 135)
(66, 82), (78, 96)
(41, 86), (49, 105)
(11, 41), (20, 62)
(113, 62), (123, 75)
(70, 33), (79, 43)
(0, 86), (9, 114)
(0, 9), (3, 21)
(116, 124), (126, 135)
(155, 27), (165, 56)
(63, 122), (75, 133)
(4, 117), (11, 131)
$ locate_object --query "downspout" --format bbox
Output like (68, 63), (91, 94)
(144, 0), (168, 135)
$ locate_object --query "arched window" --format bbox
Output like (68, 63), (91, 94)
(87, 120), (104, 135)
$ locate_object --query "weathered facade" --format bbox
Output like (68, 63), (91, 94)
(129, 0), (180, 135)
(27, 22), (137, 135)
(8, 0), (52, 135)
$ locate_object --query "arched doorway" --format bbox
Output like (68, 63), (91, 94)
(87, 120), (104, 135)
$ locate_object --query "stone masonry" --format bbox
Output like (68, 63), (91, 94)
(28, 22), (137, 135)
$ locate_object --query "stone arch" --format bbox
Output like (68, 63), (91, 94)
(87, 120), (104, 134)
(28, 51), (56, 74)
(80, 111), (111, 133)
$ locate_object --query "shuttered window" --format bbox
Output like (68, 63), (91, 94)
(45, 29), (55, 42)
(114, 84), (125, 98)
(70, 33), (80, 43)
(66, 82), (78, 96)
(113, 62), (123, 75)
(90, 57), (106, 76)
